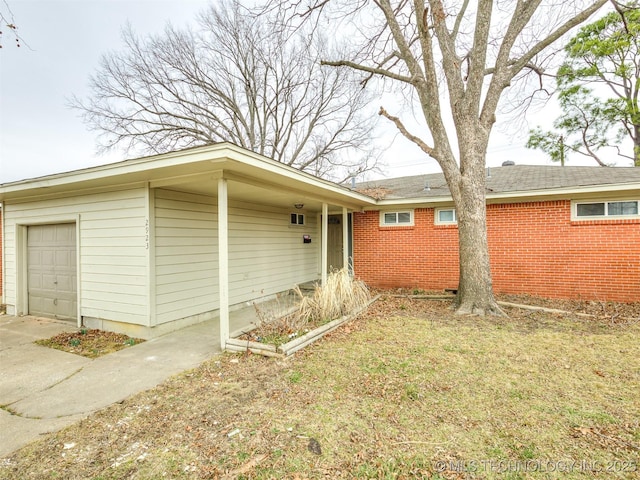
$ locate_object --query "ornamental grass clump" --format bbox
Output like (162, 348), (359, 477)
(295, 267), (371, 324)
(250, 268), (371, 345)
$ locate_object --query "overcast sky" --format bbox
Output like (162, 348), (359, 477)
(0, 1), (626, 185)
(0, 0), (214, 183)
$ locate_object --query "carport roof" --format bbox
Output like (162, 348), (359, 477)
(0, 143), (376, 212)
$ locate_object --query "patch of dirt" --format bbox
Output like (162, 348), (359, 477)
(497, 293), (640, 320)
(383, 288), (640, 325)
(35, 329), (145, 359)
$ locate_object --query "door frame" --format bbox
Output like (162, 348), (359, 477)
(324, 211), (352, 273)
(16, 215), (81, 326)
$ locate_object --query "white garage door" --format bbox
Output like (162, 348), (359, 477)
(27, 224), (77, 320)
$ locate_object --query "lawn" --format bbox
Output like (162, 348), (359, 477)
(1, 296), (639, 479)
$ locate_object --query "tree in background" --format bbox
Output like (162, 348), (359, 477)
(71, 0), (378, 182)
(0, 0), (23, 48)
(527, 3), (640, 166)
(274, 0), (607, 315)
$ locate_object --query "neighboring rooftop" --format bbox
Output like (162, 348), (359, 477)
(355, 164), (640, 200)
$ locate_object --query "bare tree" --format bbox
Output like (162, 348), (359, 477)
(273, 0), (608, 314)
(0, 0), (24, 48)
(71, 0), (378, 181)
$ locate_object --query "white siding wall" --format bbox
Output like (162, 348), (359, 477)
(152, 192), (319, 324)
(4, 185), (321, 329)
(228, 200), (319, 305)
(3, 188), (148, 325)
(154, 189), (218, 324)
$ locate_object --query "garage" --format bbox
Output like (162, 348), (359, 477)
(27, 223), (77, 320)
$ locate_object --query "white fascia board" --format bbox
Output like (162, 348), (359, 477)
(486, 183), (640, 202)
(219, 144), (377, 206)
(364, 183), (640, 209)
(0, 143), (377, 207)
(0, 146), (225, 196)
(1, 144), (250, 190)
(367, 196), (454, 210)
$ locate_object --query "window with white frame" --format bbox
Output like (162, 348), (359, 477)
(435, 208), (457, 225)
(573, 200), (639, 219)
(290, 213), (305, 225)
(380, 210), (413, 226)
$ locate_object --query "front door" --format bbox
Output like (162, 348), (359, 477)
(327, 215), (343, 271)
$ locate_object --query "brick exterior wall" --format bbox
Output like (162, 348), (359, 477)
(353, 200), (640, 302)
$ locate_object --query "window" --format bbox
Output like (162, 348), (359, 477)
(574, 200), (639, 219)
(290, 213), (305, 225)
(608, 201), (638, 215)
(436, 208), (457, 225)
(380, 210), (413, 226)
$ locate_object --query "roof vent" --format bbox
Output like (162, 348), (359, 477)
(502, 160), (515, 166)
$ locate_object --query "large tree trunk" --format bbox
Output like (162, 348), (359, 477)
(455, 183), (503, 315)
(448, 136), (505, 316)
(294, 0), (607, 315)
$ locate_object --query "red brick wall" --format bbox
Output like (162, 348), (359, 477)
(353, 201), (640, 302)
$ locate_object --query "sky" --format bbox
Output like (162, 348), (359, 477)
(0, 1), (628, 185)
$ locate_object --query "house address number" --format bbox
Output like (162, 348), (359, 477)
(145, 219), (150, 250)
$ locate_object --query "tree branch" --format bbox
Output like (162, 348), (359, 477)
(378, 106), (434, 157)
(320, 59), (413, 84)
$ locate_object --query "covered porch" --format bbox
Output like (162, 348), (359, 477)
(150, 147), (366, 349)
(0, 143), (375, 343)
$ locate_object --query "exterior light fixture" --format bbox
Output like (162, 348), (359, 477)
(294, 203), (304, 209)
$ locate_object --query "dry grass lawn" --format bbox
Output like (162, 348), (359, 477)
(1, 296), (639, 479)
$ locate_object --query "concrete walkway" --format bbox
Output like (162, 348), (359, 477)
(0, 309), (258, 458)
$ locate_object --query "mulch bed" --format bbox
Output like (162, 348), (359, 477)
(35, 329), (145, 359)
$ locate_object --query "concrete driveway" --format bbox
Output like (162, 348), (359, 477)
(0, 314), (240, 458)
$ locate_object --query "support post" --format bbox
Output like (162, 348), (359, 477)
(218, 177), (229, 350)
(342, 207), (349, 272)
(321, 203), (328, 285)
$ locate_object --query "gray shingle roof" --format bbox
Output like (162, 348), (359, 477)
(356, 165), (640, 200)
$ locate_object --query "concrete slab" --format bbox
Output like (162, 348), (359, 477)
(0, 409), (86, 457)
(0, 344), (90, 406)
(0, 307), (259, 459)
(10, 320), (221, 419)
(0, 316), (75, 350)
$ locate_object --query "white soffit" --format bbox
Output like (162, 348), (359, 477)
(0, 143), (376, 209)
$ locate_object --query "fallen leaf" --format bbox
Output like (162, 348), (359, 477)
(308, 437), (322, 455)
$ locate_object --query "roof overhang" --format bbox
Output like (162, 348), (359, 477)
(364, 181), (640, 210)
(0, 143), (377, 212)
(6, 146), (640, 212)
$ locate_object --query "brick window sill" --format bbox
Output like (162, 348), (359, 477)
(378, 226), (415, 231)
(571, 219), (640, 226)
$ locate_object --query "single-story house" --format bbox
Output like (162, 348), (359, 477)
(1, 144), (639, 347)
(0, 144), (374, 346)
(354, 164), (640, 303)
